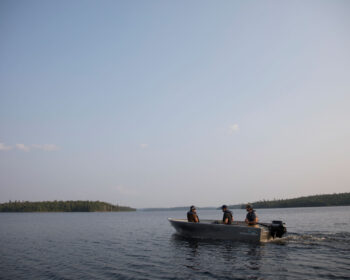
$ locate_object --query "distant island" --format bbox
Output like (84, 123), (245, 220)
(140, 206), (217, 211)
(0, 200), (136, 212)
(233, 192), (350, 209)
(140, 192), (350, 211)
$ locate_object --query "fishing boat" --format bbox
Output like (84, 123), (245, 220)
(168, 219), (286, 242)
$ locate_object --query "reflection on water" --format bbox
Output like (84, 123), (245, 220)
(171, 234), (201, 271)
(170, 233), (268, 278)
(246, 245), (262, 271)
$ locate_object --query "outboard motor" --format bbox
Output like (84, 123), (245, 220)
(269, 220), (287, 238)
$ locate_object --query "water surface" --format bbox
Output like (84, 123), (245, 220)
(0, 206), (349, 279)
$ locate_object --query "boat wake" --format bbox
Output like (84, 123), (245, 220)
(274, 231), (350, 248)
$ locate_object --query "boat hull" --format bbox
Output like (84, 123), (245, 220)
(168, 219), (271, 242)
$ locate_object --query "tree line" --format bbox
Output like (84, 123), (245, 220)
(237, 192), (350, 209)
(0, 200), (136, 212)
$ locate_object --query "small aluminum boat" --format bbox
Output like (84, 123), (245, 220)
(168, 219), (286, 242)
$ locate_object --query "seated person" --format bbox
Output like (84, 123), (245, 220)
(221, 205), (233, 224)
(187, 206), (199, 223)
(245, 204), (259, 225)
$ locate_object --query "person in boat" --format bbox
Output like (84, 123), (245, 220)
(187, 205), (199, 223)
(221, 205), (233, 224)
(245, 204), (259, 225)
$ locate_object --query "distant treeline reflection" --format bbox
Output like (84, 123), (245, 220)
(238, 192), (350, 209)
(0, 200), (136, 212)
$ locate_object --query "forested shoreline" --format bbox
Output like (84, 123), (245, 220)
(4, 193), (348, 212)
(0, 200), (136, 212)
(238, 193), (350, 209)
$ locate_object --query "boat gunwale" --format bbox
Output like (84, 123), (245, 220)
(168, 218), (268, 230)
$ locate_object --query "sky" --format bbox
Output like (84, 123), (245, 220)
(0, 0), (349, 208)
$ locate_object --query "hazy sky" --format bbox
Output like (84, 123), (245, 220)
(1, 0), (349, 208)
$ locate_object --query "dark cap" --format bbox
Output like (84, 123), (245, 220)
(246, 204), (252, 209)
(190, 205), (196, 210)
(221, 205), (227, 209)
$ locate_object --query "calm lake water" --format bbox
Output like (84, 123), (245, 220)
(0, 206), (349, 280)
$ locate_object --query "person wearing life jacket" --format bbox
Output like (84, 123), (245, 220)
(221, 205), (233, 224)
(187, 205), (199, 223)
(245, 204), (259, 225)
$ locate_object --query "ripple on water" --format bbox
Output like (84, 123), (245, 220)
(0, 209), (349, 280)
